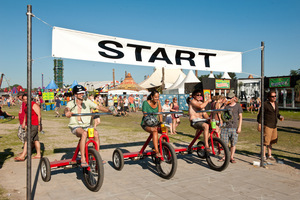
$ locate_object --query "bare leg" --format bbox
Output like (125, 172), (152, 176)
(230, 146), (236, 160)
(202, 123), (210, 148)
(34, 141), (41, 157)
(76, 128), (88, 163)
(268, 144), (272, 157)
(17, 141), (27, 159)
(94, 129), (100, 150)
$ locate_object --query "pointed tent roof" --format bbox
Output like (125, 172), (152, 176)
(111, 73), (146, 91)
(166, 70), (200, 94)
(45, 80), (58, 90)
(221, 72), (231, 79)
(165, 73), (186, 90)
(139, 67), (186, 89)
(208, 71), (215, 78)
(70, 80), (78, 89)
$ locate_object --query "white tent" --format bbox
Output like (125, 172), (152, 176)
(139, 67), (186, 89)
(163, 73), (186, 94)
(165, 70), (200, 94)
(221, 72), (231, 79)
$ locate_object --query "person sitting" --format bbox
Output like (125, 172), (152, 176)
(188, 89), (212, 151)
(64, 85), (112, 167)
(0, 105), (15, 119)
(141, 90), (167, 157)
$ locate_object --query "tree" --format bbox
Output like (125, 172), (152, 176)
(198, 74), (209, 82)
(290, 68), (300, 76)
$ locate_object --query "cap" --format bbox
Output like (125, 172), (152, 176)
(227, 90), (235, 98)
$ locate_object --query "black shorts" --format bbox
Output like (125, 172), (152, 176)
(24, 125), (39, 142)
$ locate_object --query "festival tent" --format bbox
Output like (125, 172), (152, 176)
(165, 70), (200, 94)
(139, 67), (186, 90)
(45, 80), (58, 90)
(11, 87), (17, 94)
(221, 72), (231, 79)
(70, 80), (79, 89)
(109, 73), (148, 95)
(163, 73), (186, 94)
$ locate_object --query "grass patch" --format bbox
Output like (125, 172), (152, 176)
(0, 185), (9, 200)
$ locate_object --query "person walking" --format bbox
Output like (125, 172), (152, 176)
(220, 91), (243, 163)
(14, 94), (42, 161)
(17, 92), (26, 143)
(257, 89), (284, 161)
(54, 96), (61, 117)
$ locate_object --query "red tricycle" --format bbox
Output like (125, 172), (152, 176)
(174, 109), (231, 171)
(40, 113), (110, 192)
(112, 112), (180, 179)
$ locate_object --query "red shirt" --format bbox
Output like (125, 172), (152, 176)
(24, 101), (39, 126)
(19, 102), (26, 125)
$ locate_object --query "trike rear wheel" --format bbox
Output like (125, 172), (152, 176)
(196, 141), (206, 159)
(83, 148), (104, 192)
(40, 157), (51, 182)
(112, 148), (124, 171)
(206, 137), (230, 171)
(155, 142), (177, 179)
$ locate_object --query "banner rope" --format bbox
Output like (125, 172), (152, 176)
(242, 47), (262, 54)
(32, 14), (53, 28)
(32, 56), (52, 62)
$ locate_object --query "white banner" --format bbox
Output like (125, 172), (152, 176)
(52, 27), (242, 72)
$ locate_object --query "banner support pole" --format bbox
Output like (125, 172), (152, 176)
(260, 41), (265, 167)
(26, 4), (33, 200)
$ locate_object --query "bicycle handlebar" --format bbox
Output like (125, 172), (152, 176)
(144, 111), (184, 115)
(62, 112), (112, 117)
(196, 108), (231, 113)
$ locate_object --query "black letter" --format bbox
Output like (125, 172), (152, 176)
(149, 48), (173, 64)
(98, 40), (124, 59)
(175, 50), (195, 66)
(198, 52), (216, 68)
(127, 44), (151, 61)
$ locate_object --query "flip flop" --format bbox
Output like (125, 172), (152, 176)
(81, 162), (89, 168)
(32, 156), (41, 159)
(218, 158), (225, 162)
(230, 159), (236, 163)
(14, 157), (25, 162)
(205, 147), (211, 153)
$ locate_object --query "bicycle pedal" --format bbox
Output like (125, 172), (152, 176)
(131, 157), (140, 161)
(63, 165), (73, 169)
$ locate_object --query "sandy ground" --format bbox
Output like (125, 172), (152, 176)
(0, 116), (299, 199)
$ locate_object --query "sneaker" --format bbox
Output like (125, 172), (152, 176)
(268, 156), (275, 161)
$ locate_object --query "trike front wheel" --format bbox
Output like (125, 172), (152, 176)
(206, 137), (230, 171)
(155, 142), (177, 179)
(83, 148), (104, 192)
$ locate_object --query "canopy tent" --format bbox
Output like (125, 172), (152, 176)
(139, 67), (186, 89)
(164, 73), (186, 92)
(164, 70), (200, 94)
(70, 80), (78, 89)
(11, 87), (17, 94)
(45, 80), (58, 90)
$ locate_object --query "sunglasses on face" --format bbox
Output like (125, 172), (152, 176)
(270, 96), (276, 98)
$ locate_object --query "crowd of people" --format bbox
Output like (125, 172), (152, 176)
(0, 85), (282, 166)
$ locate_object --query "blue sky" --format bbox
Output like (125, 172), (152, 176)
(0, 0), (299, 88)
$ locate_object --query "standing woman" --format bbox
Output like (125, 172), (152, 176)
(170, 97), (180, 134)
(141, 90), (164, 157)
(162, 99), (173, 134)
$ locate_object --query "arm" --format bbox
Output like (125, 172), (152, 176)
(32, 103), (42, 131)
(158, 100), (163, 123)
(237, 113), (242, 133)
(64, 107), (73, 118)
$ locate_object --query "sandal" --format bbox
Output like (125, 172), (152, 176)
(230, 159), (236, 163)
(218, 158), (225, 162)
(156, 153), (162, 158)
(32, 156), (41, 159)
(14, 156), (25, 162)
(268, 156), (275, 161)
(81, 162), (89, 168)
(205, 147), (211, 153)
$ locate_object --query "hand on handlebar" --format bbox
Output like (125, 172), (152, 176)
(65, 111), (73, 118)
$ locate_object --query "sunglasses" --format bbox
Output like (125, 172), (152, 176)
(270, 96), (276, 98)
(195, 94), (201, 96)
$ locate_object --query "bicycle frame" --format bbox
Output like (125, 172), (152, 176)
(123, 132), (169, 161)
